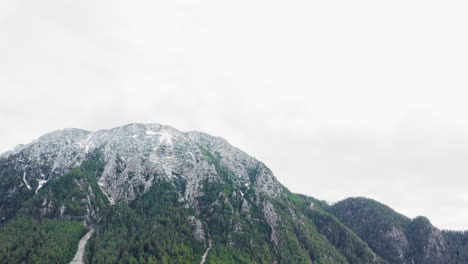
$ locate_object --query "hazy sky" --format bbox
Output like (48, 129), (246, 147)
(1, 0), (467, 230)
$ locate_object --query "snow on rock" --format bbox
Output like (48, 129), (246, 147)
(23, 172), (32, 190)
(3, 123), (282, 205)
(158, 130), (173, 145)
(36, 179), (47, 194)
(145, 130), (157, 136)
(80, 134), (94, 153)
(187, 131), (282, 196)
(0, 150), (12, 160)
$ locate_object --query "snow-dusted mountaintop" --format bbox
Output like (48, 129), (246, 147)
(1, 123), (282, 204)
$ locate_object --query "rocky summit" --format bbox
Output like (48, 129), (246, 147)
(0, 123), (467, 264)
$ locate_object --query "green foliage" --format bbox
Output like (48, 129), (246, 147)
(18, 158), (109, 225)
(0, 157), (34, 223)
(297, 195), (383, 263)
(85, 181), (204, 264)
(270, 193), (350, 264)
(199, 146), (368, 263)
(330, 197), (411, 263)
(0, 215), (85, 263)
(0, 154), (107, 264)
(403, 216), (463, 264)
(443, 230), (468, 263)
(197, 148), (278, 263)
(404, 216), (434, 262)
(329, 198), (468, 264)
(332, 197), (410, 229)
(207, 246), (271, 264)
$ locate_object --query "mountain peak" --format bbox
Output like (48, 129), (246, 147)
(2, 123), (281, 205)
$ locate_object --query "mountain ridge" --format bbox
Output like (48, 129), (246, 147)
(0, 123), (466, 264)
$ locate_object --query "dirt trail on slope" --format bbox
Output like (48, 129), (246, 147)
(199, 232), (212, 264)
(70, 229), (94, 264)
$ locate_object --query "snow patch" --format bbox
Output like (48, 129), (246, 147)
(23, 172), (32, 190)
(36, 179), (47, 194)
(97, 181), (115, 205)
(60, 205), (65, 217)
(158, 131), (173, 145)
(81, 134), (93, 153)
(145, 130), (157, 136)
(107, 196), (115, 205)
(132, 134), (138, 139)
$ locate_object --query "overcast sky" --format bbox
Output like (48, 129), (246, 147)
(1, 0), (468, 230)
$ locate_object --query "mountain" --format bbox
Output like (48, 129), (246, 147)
(0, 123), (466, 264)
(329, 197), (468, 264)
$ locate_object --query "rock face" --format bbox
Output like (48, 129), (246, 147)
(0, 123), (281, 210)
(330, 197), (459, 264)
(0, 123), (467, 264)
(406, 216), (448, 264)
